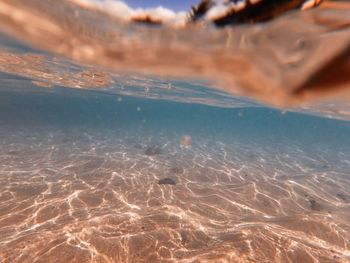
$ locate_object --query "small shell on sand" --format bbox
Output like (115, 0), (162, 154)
(180, 135), (192, 147)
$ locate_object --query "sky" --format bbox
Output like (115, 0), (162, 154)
(124, 0), (199, 12)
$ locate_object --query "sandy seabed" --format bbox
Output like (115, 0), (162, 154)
(0, 125), (349, 263)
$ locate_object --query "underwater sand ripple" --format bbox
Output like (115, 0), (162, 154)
(0, 127), (349, 262)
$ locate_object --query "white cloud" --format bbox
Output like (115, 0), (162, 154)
(70, 0), (188, 27)
(205, 1), (246, 21)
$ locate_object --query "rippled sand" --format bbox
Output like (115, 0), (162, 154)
(0, 126), (349, 263)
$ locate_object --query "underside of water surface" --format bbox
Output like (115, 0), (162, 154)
(0, 0), (349, 263)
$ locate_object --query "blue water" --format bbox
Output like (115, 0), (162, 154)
(1, 81), (349, 149)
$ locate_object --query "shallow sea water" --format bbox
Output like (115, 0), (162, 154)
(0, 1), (350, 263)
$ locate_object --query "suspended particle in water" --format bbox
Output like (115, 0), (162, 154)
(168, 83), (172, 90)
(117, 97), (123, 102)
(281, 110), (287, 115)
(137, 106), (141, 111)
(237, 111), (243, 117)
(180, 135), (192, 147)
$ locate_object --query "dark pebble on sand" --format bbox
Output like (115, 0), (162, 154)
(145, 146), (162, 156)
(180, 231), (188, 244)
(247, 153), (257, 159)
(133, 143), (144, 149)
(61, 138), (71, 143)
(308, 199), (322, 211)
(336, 193), (349, 202)
(170, 167), (184, 174)
(158, 178), (176, 185)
